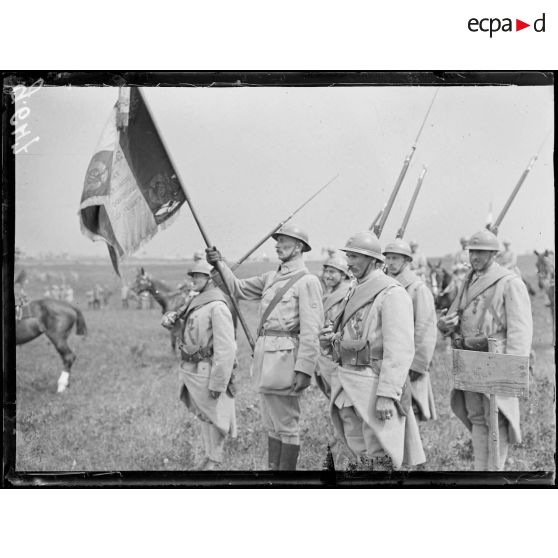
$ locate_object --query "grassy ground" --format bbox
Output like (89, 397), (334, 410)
(14, 259), (555, 472)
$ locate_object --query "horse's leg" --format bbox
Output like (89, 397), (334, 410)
(43, 327), (76, 393)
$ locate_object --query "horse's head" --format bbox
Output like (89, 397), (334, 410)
(132, 267), (153, 294)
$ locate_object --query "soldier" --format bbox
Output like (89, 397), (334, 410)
(319, 231), (425, 470)
(409, 240), (428, 281)
(438, 229), (533, 470)
(206, 224), (323, 470)
(454, 236), (470, 268)
(315, 254), (353, 398)
(496, 239), (517, 270)
(383, 238), (438, 421)
(162, 261), (237, 471)
(497, 239), (536, 296)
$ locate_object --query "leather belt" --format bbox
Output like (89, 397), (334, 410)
(259, 329), (299, 338)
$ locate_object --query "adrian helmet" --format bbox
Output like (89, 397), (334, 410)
(341, 231), (384, 262)
(188, 261), (213, 276)
(467, 229), (500, 252)
(383, 238), (413, 259)
(271, 224), (311, 252)
(323, 255), (351, 278)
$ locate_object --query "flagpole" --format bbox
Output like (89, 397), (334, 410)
(138, 88), (256, 353)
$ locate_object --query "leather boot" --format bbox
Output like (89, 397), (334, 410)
(279, 443), (300, 470)
(268, 436), (282, 470)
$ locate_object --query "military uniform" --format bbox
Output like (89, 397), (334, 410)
(394, 267), (438, 421)
(174, 265), (237, 469)
(315, 256), (353, 398)
(324, 232), (425, 470)
(439, 230), (533, 470)
(210, 225), (323, 469)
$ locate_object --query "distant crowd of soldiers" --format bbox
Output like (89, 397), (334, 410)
(160, 224), (533, 472)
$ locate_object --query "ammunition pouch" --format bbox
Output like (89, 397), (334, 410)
(333, 337), (371, 366)
(179, 343), (213, 363)
(452, 335), (489, 352)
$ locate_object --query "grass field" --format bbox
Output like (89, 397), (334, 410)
(14, 257), (556, 472)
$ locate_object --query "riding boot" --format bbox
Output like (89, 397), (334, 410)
(279, 443), (300, 471)
(268, 436), (282, 470)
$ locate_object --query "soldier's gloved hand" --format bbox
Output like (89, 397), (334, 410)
(438, 311), (459, 334)
(292, 371), (311, 393)
(161, 311), (178, 330)
(409, 370), (423, 382)
(206, 247), (223, 266)
(375, 396), (396, 421)
(209, 389), (222, 400)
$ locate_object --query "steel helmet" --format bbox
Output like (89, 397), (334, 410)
(503, 239), (511, 246)
(467, 229), (500, 252)
(460, 236), (468, 244)
(271, 224), (311, 252)
(188, 261), (213, 276)
(383, 238), (412, 259)
(341, 231), (384, 262)
(323, 255), (351, 278)
(409, 240), (419, 248)
(193, 251), (205, 261)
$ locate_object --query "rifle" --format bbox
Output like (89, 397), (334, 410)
(396, 165), (428, 239)
(368, 205), (385, 231)
(489, 130), (551, 235)
(231, 173), (339, 270)
(373, 88), (439, 238)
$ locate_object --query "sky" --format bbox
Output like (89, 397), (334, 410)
(14, 82), (554, 261)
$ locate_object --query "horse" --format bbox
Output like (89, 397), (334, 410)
(427, 260), (455, 312)
(16, 299), (87, 392)
(131, 268), (192, 352)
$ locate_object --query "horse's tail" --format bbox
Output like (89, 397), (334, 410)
(74, 307), (88, 336)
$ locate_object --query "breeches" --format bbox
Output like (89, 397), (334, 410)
(464, 391), (509, 471)
(200, 420), (226, 462)
(260, 394), (301, 445)
(337, 406), (385, 460)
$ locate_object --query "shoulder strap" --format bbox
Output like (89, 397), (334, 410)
(256, 270), (308, 337)
(336, 282), (392, 332)
(474, 274), (512, 335)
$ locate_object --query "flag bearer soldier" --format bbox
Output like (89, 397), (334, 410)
(409, 240), (428, 281)
(438, 229), (533, 471)
(206, 224), (324, 470)
(162, 261), (237, 471)
(319, 231), (425, 470)
(383, 238), (438, 421)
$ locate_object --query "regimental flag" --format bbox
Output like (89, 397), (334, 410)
(79, 87), (186, 274)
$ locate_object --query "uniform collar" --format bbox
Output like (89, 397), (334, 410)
(278, 256), (305, 274)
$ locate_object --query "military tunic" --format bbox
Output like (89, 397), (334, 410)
(441, 262), (533, 470)
(178, 287), (237, 463)
(395, 267), (438, 421)
(216, 257), (323, 445)
(315, 280), (352, 397)
(327, 269), (426, 469)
